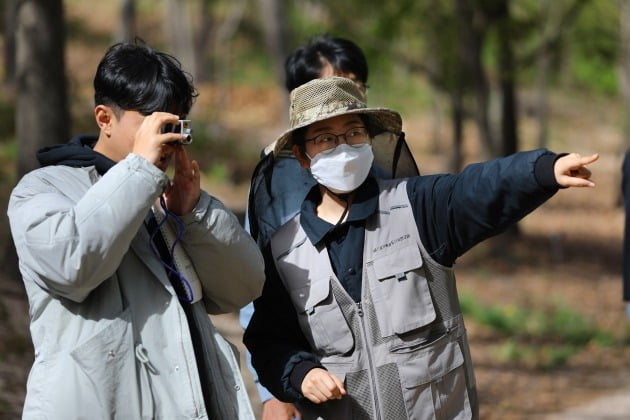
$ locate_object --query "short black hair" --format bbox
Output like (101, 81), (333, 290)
(94, 41), (198, 117)
(284, 35), (368, 92)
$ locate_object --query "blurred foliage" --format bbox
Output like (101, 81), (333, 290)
(460, 292), (619, 368)
(568, 0), (619, 94)
(0, 0), (626, 165)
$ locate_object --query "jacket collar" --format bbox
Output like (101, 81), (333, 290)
(300, 177), (378, 246)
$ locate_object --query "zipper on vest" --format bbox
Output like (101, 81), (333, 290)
(356, 301), (383, 420)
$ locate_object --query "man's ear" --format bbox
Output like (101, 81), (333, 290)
(95, 105), (114, 137)
(292, 145), (311, 169)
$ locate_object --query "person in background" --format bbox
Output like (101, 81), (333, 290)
(8, 41), (264, 419)
(284, 34), (369, 94)
(244, 76), (598, 419)
(240, 34), (375, 420)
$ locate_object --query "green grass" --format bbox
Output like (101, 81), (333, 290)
(460, 292), (617, 369)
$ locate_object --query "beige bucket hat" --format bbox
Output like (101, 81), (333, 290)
(267, 76), (402, 157)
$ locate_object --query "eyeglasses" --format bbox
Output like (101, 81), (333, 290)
(305, 126), (370, 154)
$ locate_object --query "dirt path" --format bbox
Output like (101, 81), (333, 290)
(544, 390), (630, 419)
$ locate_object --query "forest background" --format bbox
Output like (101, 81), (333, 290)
(0, 0), (630, 418)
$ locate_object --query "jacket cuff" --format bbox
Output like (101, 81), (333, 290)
(289, 360), (323, 394)
(534, 152), (567, 190)
(180, 191), (210, 224)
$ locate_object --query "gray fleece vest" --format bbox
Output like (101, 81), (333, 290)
(271, 179), (479, 420)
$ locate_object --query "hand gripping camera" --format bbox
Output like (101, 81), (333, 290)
(162, 120), (193, 145)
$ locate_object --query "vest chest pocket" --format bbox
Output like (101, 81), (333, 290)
(368, 244), (436, 338)
(288, 276), (354, 356)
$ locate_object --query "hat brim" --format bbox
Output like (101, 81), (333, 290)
(267, 107), (402, 157)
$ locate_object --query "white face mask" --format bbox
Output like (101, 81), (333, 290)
(308, 144), (374, 194)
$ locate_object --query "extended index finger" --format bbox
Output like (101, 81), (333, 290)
(577, 153), (599, 166)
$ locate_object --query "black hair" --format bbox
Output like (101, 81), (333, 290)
(292, 126), (309, 152)
(94, 41), (198, 117)
(284, 35), (368, 92)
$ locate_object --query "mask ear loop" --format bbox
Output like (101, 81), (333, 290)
(320, 188), (350, 226)
(334, 195), (350, 226)
(307, 151), (350, 226)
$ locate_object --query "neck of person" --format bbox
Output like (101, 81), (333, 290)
(316, 185), (355, 225)
(93, 133), (122, 163)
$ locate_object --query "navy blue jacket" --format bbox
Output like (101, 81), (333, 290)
(244, 149), (560, 402)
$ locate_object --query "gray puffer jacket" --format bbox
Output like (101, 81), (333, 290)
(8, 152), (264, 419)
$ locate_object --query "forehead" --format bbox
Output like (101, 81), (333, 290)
(306, 114), (364, 134)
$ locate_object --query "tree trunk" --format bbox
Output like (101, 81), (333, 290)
(536, 0), (551, 149)
(164, 0), (196, 78)
(496, 0), (520, 237)
(3, 0), (18, 88)
(255, 0), (289, 123)
(6, 0), (68, 282)
(116, 0), (136, 42)
(455, 0), (496, 158)
(16, 0), (68, 177)
(450, 91), (464, 172)
(429, 86), (443, 155)
(210, 0), (246, 137)
(497, 4), (518, 158)
(194, 0), (213, 82)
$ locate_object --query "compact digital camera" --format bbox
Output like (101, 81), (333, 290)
(162, 119), (193, 145)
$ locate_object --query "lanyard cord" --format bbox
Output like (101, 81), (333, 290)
(146, 196), (194, 303)
(323, 187), (350, 227)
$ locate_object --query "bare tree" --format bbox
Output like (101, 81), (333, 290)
(536, 0), (552, 149)
(116, 0), (136, 42)
(211, 0), (246, 130)
(495, 0), (518, 158)
(194, 0), (213, 82)
(164, 0), (196, 77)
(3, 0), (18, 88)
(256, 0), (289, 121)
(455, 0), (496, 159)
(16, 0), (68, 177)
(4, 0), (68, 281)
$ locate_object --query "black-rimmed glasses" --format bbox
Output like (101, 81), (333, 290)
(305, 126), (370, 154)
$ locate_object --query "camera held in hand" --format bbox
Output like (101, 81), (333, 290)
(162, 120), (193, 145)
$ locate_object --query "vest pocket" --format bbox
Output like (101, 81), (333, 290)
(368, 244), (436, 337)
(399, 339), (472, 420)
(288, 276), (354, 356)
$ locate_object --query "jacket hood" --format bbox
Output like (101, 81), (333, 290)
(37, 134), (115, 175)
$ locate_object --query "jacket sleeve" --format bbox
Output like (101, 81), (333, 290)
(7, 154), (167, 302)
(177, 192), (265, 314)
(243, 245), (321, 403)
(407, 149), (560, 266)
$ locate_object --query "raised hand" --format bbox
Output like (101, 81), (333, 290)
(163, 146), (201, 216)
(132, 112), (187, 167)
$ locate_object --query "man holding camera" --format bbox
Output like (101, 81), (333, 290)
(7, 42), (264, 419)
